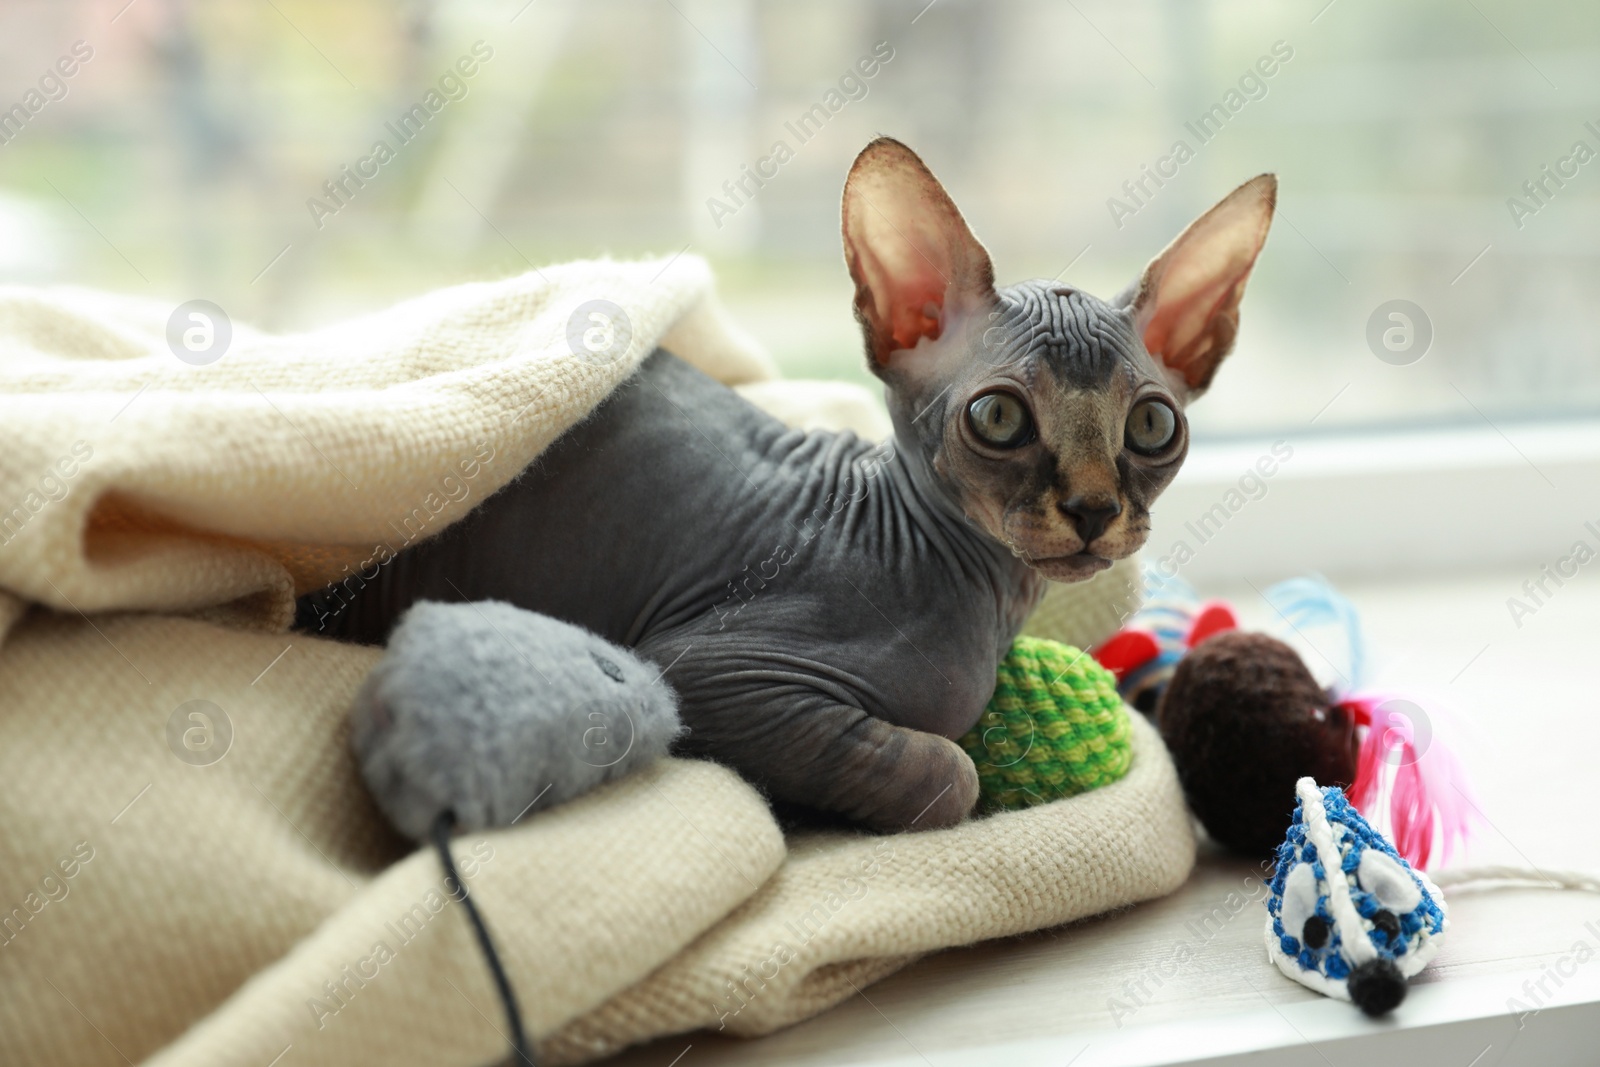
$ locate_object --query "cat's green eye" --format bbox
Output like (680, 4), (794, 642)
(1125, 398), (1178, 455)
(967, 392), (1033, 449)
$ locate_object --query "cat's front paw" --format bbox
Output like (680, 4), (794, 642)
(348, 600), (682, 840)
(855, 732), (980, 832)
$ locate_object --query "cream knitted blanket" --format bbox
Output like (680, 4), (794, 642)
(0, 257), (1195, 1066)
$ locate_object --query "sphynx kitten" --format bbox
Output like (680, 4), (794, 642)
(308, 138), (1276, 832)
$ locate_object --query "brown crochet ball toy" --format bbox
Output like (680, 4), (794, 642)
(1157, 630), (1359, 855)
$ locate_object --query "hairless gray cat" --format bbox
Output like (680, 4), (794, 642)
(306, 138), (1276, 832)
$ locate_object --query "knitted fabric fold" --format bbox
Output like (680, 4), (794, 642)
(0, 260), (1193, 1066)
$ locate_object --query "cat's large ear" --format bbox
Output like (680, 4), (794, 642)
(842, 138), (995, 376)
(1126, 174), (1276, 398)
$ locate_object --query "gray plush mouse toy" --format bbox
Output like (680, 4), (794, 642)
(348, 600), (682, 1067)
(349, 599), (683, 841)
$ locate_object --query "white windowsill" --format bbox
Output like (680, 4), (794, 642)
(1152, 419), (1600, 584)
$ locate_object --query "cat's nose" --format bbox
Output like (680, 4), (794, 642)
(1059, 496), (1121, 544)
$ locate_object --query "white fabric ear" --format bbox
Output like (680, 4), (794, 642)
(1281, 860), (1321, 943)
(842, 138), (995, 372)
(1129, 174), (1276, 396)
(1358, 849), (1424, 914)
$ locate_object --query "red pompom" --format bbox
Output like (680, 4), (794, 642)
(1092, 630), (1161, 682)
(1186, 601), (1239, 647)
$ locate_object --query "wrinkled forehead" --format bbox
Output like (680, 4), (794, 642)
(983, 281), (1146, 390)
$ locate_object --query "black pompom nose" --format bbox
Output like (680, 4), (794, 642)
(1347, 958), (1406, 1016)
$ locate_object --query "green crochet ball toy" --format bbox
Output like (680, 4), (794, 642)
(958, 636), (1134, 811)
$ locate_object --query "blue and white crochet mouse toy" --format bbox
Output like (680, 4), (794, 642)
(1266, 777), (1449, 1015)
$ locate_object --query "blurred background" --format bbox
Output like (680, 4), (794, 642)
(2, 0), (1597, 439)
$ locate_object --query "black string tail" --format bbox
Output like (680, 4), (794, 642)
(431, 811), (535, 1067)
